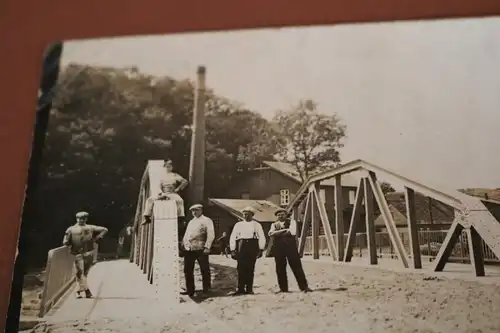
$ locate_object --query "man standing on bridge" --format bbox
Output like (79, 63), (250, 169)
(181, 204), (215, 297)
(269, 208), (311, 293)
(63, 211), (108, 299)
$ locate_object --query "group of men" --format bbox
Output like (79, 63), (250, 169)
(62, 158), (312, 299)
(178, 203), (312, 297)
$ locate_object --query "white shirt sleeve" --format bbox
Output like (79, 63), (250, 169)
(229, 223), (239, 251)
(268, 222), (277, 237)
(256, 222), (266, 250)
(182, 221), (191, 247)
(289, 219), (297, 236)
(204, 217), (215, 249)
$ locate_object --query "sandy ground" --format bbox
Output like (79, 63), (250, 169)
(39, 256), (500, 333)
(187, 256), (500, 333)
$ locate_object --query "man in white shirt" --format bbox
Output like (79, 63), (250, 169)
(63, 211), (108, 299)
(269, 208), (311, 293)
(229, 206), (266, 295)
(181, 204), (215, 297)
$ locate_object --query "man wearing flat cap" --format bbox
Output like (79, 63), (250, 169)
(269, 208), (311, 293)
(63, 211), (108, 298)
(181, 204), (215, 297)
(229, 206), (266, 295)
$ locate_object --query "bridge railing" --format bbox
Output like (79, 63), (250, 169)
(131, 162), (154, 283)
(302, 230), (500, 263)
(38, 243), (98, 317)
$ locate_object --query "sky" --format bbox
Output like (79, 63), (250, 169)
(61, 17), (500, 192)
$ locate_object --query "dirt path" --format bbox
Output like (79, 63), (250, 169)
(194, 256), (500, 333)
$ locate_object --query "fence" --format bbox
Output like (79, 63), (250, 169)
(302, 230), (500, 263)
(38, 244), (98, 317)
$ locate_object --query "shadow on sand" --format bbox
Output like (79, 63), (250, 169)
(190, 262), (238, 303)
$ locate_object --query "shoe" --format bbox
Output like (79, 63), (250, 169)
(141, 216), (152, 225)
(84, 289), (93, 298)
(76, 291), (83, 299)
(230, 290), (245, 296)
(180, 291), (194, 297)
(301, 287), (313, 293)
(245, 291), (255, 295)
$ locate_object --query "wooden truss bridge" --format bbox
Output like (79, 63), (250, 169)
(285, 159), (500, 277)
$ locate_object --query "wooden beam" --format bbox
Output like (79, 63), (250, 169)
(298, 192), (312, 257)
(311, 184), (320, 259)
(466, 227), (485, 277)
(334, 175), (345, 260)
(368, 172), (409, 268)
(287, 159), (465, 214)
(364, 177), (377, 265)
(433, 219), (464, 271)
(405, 187), (422, 269)
(344, 178), (365, 262)
(311, 186), (338, 260)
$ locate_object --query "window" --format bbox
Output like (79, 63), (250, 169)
(213, 216), (221, 234)
(280, 189), (290, 206)
(319, 189), (326, 207)
(349, 190), (356, 205)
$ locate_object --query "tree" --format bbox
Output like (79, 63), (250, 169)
(24, 63), (278, 268)
(380, 181), (396, 195)
(273, 99), (347, 181)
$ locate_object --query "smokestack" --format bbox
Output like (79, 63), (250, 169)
(188, 66), (207, 205)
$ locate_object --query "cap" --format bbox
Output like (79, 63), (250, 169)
(241, 206), (255, 214)
(274, 208), (287, 216)
(76, 211), (89, 218)
(189, 204), (203, 211)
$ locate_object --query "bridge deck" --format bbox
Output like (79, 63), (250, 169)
(47, 259), (158, 323)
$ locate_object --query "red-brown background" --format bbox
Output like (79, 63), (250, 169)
(1, 0), (500, 330)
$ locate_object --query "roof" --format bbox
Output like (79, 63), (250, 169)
(374, 204), (409, 227)
(262, 160), (359, 188)
(459, 188), (500, 203)
(209, 198), (281, 222)
(383, 191), (455, 224)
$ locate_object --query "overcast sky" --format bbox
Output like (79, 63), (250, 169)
(61, 17), (500, 192)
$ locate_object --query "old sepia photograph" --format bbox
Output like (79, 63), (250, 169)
(15, 16), (500, 333)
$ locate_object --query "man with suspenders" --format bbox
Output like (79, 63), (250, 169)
(229, 206), (266, 295)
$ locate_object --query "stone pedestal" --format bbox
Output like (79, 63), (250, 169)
(153, 200), (180, 308)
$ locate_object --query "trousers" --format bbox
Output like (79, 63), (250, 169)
(183, 250), (211, 295)
(236, 239), (260, 292)
(273, 237), (308, 292)
(74, 253), (94, 291)
(144, 192), (185, 217)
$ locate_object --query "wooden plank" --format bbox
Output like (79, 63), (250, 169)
(364, 178), (377, 265)
(368, 172), (409, 268)
(311, 186), (338, 260)
(344, 178), (364, 262)
(311, 185), (320, 259)
(433, 219), (464, 271)
(334, 175), (345, 260)
(466, 227), (485, 277)
(404, 187), (422, 269)
(298, 192), (312, 257)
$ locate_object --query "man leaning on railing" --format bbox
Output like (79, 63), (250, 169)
(62, 211), (108, 299)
